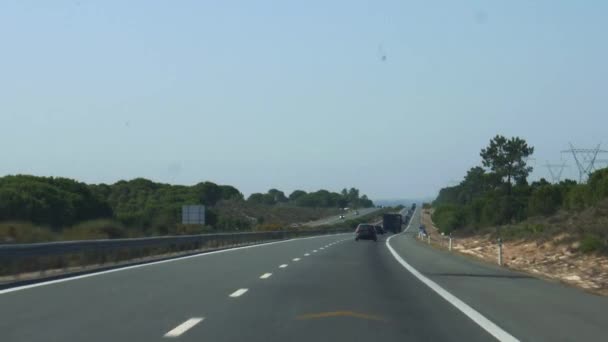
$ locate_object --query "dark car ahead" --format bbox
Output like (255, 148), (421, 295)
(374, 225), (385, 235)
(355, 224), (377, 242)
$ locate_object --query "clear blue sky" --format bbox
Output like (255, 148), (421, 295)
(1, 1), (607, 199)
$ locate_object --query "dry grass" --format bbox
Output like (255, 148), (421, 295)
(422, 206), (608, 296)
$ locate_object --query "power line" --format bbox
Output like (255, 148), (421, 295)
(561, 143), (608, 183)
(543, 161), (568, 183)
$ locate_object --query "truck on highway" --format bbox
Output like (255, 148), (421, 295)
(382, 213), (403, 234)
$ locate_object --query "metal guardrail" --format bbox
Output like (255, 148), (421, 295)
(0, 228), (351, 280)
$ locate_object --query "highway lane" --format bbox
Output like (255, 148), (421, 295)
(0, 234), (351, 342)
(185, 230), (493, 341)
(0, 220), (495, 342)
(2, 208), (608, 341)
(391, 208), (608, 341)
(304, 207), (380, 227)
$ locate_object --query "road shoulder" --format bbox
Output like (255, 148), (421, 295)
(388, 213), (608, 342)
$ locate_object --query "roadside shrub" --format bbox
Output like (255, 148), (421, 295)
(215, 216), (252, 232)
(579, 235), (603, 253)
(255, 223), (283, 231)
(0, 222), (55, 243)
(170, 224), (213, 235)
(479, 195), (503, 226)
(564, 185), (592, 211)
(432, 205), (466, 234)
(588, 168), (608, 203)
(528, 185), (562, 217)
(62, 219), (127, 240)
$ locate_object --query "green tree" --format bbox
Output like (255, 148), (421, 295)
(480, 135), (534, 195)
(267, 189), (287, 203)
(289, 190), (307, 201)
(528, 184), (563, 216)
(247, 193), (266, 204)
(219, 185), (244, 201)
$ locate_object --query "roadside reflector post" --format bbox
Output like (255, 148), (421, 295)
(449, 234), (452, 251)
(497, 238), (503, 266)
(427, 234), (430, 244)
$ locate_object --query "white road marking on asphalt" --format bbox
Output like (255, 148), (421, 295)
(386, 209), (519, 342)
(229, 288), (249, 298)
(293, 258), (300, 262)
(279, 264), (288, 268)
(260, 273), (272, 279)
(312, 250), (318, 253)
(320, 247), (325, 250)
(0, 233), (352, 295)
(164, 318), (204, 338)
(304, 253), (310, 256)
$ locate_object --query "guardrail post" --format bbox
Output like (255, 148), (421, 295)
(497, 238), (503, 266)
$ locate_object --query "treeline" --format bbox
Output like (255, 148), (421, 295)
(0, 175), (112, 227)
(0, 175), (373, 241)
(432, 135), (608, 233)
(88, 178), (243, 233)
(0, 176), (244, 238)
(246, 187), (374, 208)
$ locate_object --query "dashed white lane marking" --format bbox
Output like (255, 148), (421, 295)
(293, 258), (301, 262)
(229, 288), (249, 298)
(164, 318), (204, 338)
(313, 250), (318, 253)
(386, 209), (518, 342)
(0, 232), (352, 295)
(320, 247), (325, 250)
(279, 264), (288, 268)
(304, 253), (310, 256)
(260, 273), (272, 279)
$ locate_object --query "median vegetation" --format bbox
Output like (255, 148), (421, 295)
(0, 175), (374, 243)
(431, 135), (608, 254)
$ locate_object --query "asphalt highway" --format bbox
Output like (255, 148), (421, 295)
(2, 209), (608, 341)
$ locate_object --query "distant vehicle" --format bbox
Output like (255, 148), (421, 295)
(290, 223), (300, 228)
(383, 213), (403, 234)
(339, 215), (345, 219)
(418, 224), (428, 237)
(374, 225), (385, 235)
(355, 224), (377, 242)
(354, 210), (359, 215)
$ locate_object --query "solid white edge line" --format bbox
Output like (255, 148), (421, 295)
(164, 317), (204, 338)
(385, 209), (518, 342)
(0, 233), (350, 295)
(229, 288), (248, 298)
(279, 264), (288, 268)
(260, 273), (272, 279)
